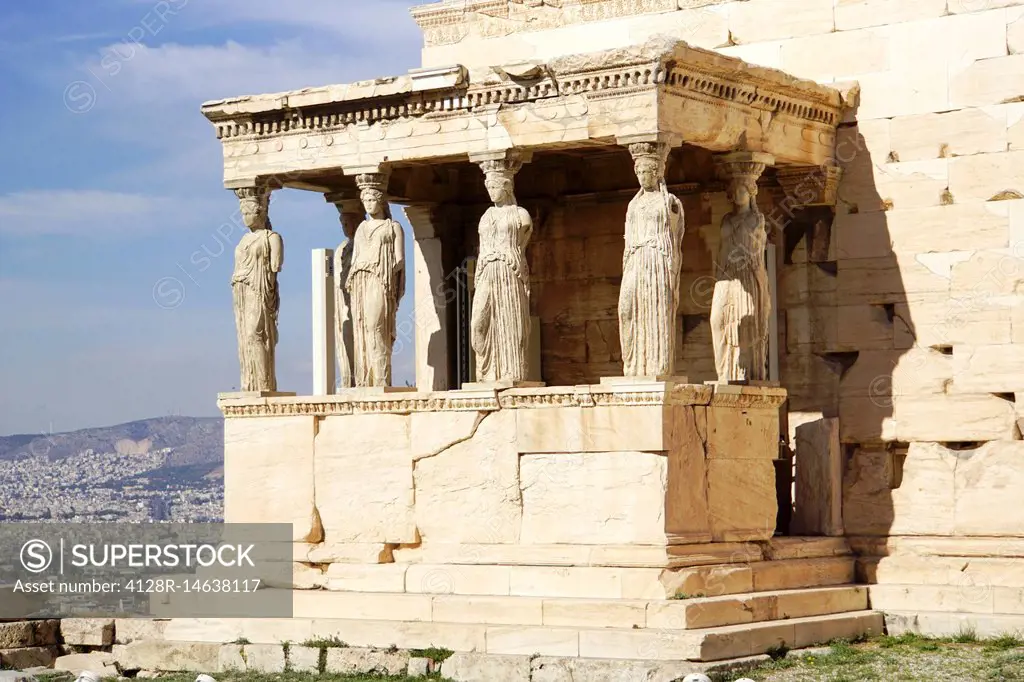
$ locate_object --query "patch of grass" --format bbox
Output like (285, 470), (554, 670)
(409, 647), (454, 663)
(986, 634), (1024, 651)
(670, 592), (706, 600)
(952, 626), (978, 644)
(232, 637), (251, 645)
(302, 636), (349, 649)
(765, 644), (790, 660)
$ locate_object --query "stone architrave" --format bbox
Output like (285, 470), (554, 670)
(346, 171), (406, 387)
(618, 140), (685, 377)
(231, 186), (283, 392)
(470, 152), (533, 383)
(710, 152), (774, 382)
(326, 191), (362, 390)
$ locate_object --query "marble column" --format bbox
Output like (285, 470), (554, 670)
(710, 152), (775, 383)
(616, 136), (685, 378)
(467, 150), (534, 384)
(404, 203), (452, 391)
(325, 190), (363, 390)
(231, 185), (283, 393)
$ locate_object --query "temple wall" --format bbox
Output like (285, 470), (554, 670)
(423, 0), (1024, 618)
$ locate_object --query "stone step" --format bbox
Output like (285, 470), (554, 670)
(315, 556), (856, 599)
(129, 611), (883, 662)
(884, 610), (1024, 638)
(284, 585), (867, 631)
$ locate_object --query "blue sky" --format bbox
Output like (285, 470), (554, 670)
(0, 0), (428, 435)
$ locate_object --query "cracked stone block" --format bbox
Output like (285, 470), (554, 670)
(61, 619), (114, 647)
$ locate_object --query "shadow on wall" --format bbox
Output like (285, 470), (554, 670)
(783, 118), (907, 544)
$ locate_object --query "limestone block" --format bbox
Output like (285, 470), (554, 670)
(954, 442), (1024, 536)
(950, 248), (1024, 295)
(54, 652), (116, 675)
(303, 619), (485, 653)
(718, 42), (784, 70)
(520, 451), (668, 545)
(224, 416), (317, 541)
(433, 595), (542, 626)
(835, 203), (1011, 260)
(442, 653), (531, 682)
(949, 151), (1024, 202)
(843, 443), (956, 536)
(218, 644), (285, 673)
(509, 566), (633, 599)
(515, 404), (668, 453)
(406, 564), (510, 596)
(410, 410), (485, 460)
(947, 0), (1024, 12)
(31, 622), (58, 647)
(707, 459), (777, 542)
(323, 564), (408, 593)
(836, 255), (951, 306)
(315, 413), (416, 544)
(293, 591), (431, 621)
(1011, 103), (1024, 150)
(751, 557), (855, 592)
(158, 618), (311, 645)
(113, 641), (222, 673)
(840, 157), (949, 212)
(889, 108), (1008, 162)
(0, 648), (57, 670)
(306, 543), (394, 564)
(780, 27), (889, 82)
(793, 418), (843, 537)
(61, 618), (114, 646)
(705, 407), (779, 460)
(542, 599), (645, 629)
(407, 657), (431, 677)
(730, 0), (834, 43)
(660, 565), (754, 599)
(835, 0), (947, 30)
(0, 623), (33, 649)
(577, 628), (699, 661)
(840, 348), (953, 399)
(952, 344), (1024, 392)
(869, 585), (995, 614)
(114, 619), (168, 644)
(665, 405), (712, 542)
(486, 627), (579, 656)
(853, 64), (949, 120)
(889, 11), (1008, 72)
(324, 648), (410, 676)
(894, 293), (1014, 347)
(415, 410), (521, 544)
(951, 54), (1024, 108)
(288, 645), (321, 673)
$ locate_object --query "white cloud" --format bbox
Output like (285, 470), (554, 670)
(0, 190), (177, 236)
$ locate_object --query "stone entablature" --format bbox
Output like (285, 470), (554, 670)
(200, 38), (845, 187)
(217, 382), (787, 418)
(411, 0), (730, 47)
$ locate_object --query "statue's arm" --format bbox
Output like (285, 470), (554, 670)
(517, 207), (534, 247)
(393, 220), (407, 303)
(269, 232), (284, 273)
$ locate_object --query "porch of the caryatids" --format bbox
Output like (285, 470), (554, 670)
(710, 151), (775, 383)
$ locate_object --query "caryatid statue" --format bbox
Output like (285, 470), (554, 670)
(326, 191), (361, 390)
(618, 141), (685, 377)
(346, 172), (406, 387)
(471, 155), (533, 383)
(710, 153), (774, 382)
(231, 186), (284, 392)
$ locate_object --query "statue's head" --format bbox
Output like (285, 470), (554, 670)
(484, 171), (515, 205)
(628, 142), (667, 192)
(355, 172), (390, 219)
(726, 176), (759, 210)
(359, 188), (385, 218)
(234, 187), (270, 231)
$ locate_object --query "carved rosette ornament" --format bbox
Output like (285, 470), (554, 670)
(471, 153), (534, 383)
(618, 141), (685, 377)
(710, 152), (775, 382)
(231, 185), (284, 392)
(325, 190), (363, 390)
(346, 170), (406, 387)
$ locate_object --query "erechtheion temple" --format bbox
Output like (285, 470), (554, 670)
(119, 0), (1024, 676)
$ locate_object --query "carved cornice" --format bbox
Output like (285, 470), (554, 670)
(202, 42), (842, 145)
(776, 164), (844, 207)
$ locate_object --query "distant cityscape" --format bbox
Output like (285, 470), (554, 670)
(0, 417), (223, 523)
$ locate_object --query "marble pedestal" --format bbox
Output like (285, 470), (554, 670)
(217, 383), (786, 566)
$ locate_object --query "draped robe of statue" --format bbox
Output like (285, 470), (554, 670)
(618, 186), (685, 376)
(232, 228), (283, 392)
(711, 208), (770, 381)
(346, 218), (404, 387)
(471, 205), (532, 382)
(333, 237), (355, 389)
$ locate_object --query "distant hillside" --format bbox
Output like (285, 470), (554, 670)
(0, 416), (223, 465)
